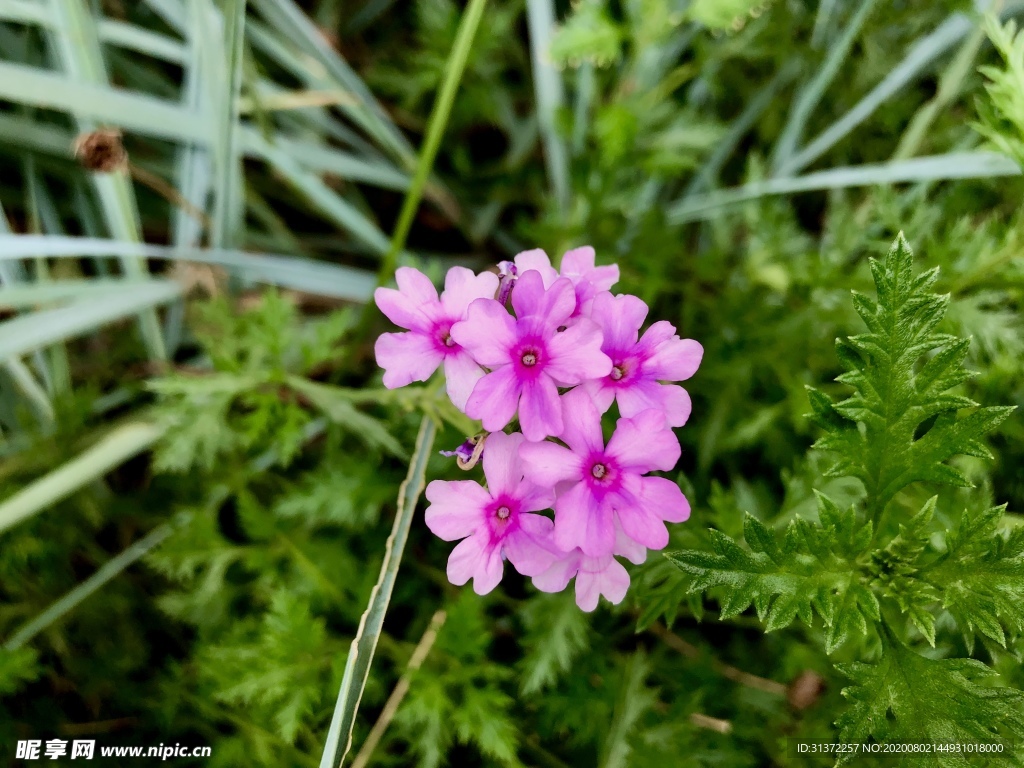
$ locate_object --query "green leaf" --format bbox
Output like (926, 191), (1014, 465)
(926, 505), (1024, 653)
(518, 592), (590, 695)
(667, 494), (875, 650)
(836, 627), (1024, 766)
(811, 233), (1016, 521)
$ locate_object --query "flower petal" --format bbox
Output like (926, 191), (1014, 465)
(554, 482), (615, 557)
(473, 545), (506, 595)
(614, 519), (648, 564)
(512, 272), (575, 332)
(514, 248), (559, 287)
(519, 375), (563, 441)
(446, 533), (488, 586)
(558, 387), (605, 455)
(440, 266), (499, 318)
(519, 439), (581, 488)
(503, 513), (557, 576)
(592, 292), (647, 352)
(375, 331), (444, 389)
(425, 480), (490, 540)
(532, 549), (581, 593)
(546, 318), (613, 385)
(443, 349), (485, 412)
(374, 267), (440, 331)
(465, 366), (521, 431)
(575, 555), (629, 612)
(640, 475), (691, 524)
(481, 431), (524, 497)
(450, 298), (517, 367)
(606, 409), (681, 473)
(645, 334), (703, 381)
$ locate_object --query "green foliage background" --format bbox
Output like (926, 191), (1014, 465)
(0, 0), (1023, 766)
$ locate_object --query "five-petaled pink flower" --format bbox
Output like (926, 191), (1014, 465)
(519, 389), (690, 557)
(512, 247), (619, 318)
(451, 270), (612, 441)
(424, 431), (556, 594)
(374, 266), (498, 410)
(584, 292), (703, 427)
(533, 521), (646, 611)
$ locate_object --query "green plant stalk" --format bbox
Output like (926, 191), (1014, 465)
(0, 421), (165, 535)
(318, 415), (436, 768)
(3, 522), (175, 650)
(372, 0), (489, 290)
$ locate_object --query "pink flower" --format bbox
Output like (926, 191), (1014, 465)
(583, 292), (703, 427)
(424, 431), (557, 595)
(558, 246), (619, 317)
(512, 247), (619, 318)
(519, 389), (690, 557)
(451, 270), (612, 441)
(533, 523), (646, 612)
(374, 266), (498, 410)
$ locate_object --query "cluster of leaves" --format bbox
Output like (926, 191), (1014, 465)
(667, 236), (1024, 761)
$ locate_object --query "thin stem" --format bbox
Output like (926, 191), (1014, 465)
(349, 610), (447, 768)
(648, 622), (787, 696)
(371, 0), (489, 290)
(129, 163), (210, 231)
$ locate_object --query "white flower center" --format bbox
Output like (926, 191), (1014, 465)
(591, 463), (607, 479)
(521, 352), (537, 366)
(496, 505), (511, 520)
(610, 365), (624, 381)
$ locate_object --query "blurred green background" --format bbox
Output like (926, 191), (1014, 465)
(0, 0), (1022, 765)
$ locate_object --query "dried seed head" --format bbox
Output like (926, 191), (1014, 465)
(73, 129), (127, 173)
(787, 670), (826, 711)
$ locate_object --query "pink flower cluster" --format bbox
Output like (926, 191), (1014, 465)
(374, 247), (702, 611)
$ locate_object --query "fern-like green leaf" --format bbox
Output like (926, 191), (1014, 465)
(836, 627), (1024, 767)
(809, 233), (1014, 520)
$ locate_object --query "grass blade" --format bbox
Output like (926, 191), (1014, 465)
(318, 415), (436, 768)
(3, 523), (175, 650)
(0, 422), (164, 535)
(772, 0), (877, 174)
(0, 235), (378, 302)
(667, 151), (1021, 223)
(375, 0), (489, 285)
(0, 282), (183, 359)
(526, 0), (570, 212)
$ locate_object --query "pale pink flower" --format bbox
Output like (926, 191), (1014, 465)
(532, 523), (646, 612)
(374, 266), (498, 410)
(451, 271), (612, 441)
(424, 431), (557, 595)
(583, 292), (703, 427)
(511, 247), (619, 318)
(519, 389), (690, 557)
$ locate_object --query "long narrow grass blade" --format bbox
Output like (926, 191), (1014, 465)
(0, 422), (165, 535)
(318, 416), (436, 768)
(45, 0), (169, 361)
(2, 358), (55, 424)
(0, 61), (208, 144)
(0, 0), (49, 26)
(526, 0), (570, 212)
(96, 19), (187, 63)
(667, 151), (1021, 223)
(3, 523), (175, 650)
(0, 235), (377, 302)
(0, 282), (183, 359)
(773, 3), (1021, 177)
(771, 0), (877, 174)
(209, 0), (247, 249)
(375, 0), (489, 285)
(0, 278), (171, 308)
(249, 0), (416, 166)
